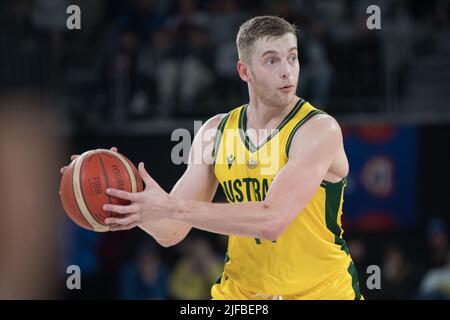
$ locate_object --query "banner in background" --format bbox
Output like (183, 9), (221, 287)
(342, 125), (417, 231)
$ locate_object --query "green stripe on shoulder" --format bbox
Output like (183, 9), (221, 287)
(212, 112), (232, 166)
(285, 109), (326, 159)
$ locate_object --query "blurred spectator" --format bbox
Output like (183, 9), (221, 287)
(132, 28), (174, 117)
(206, 0), (246, 46)
(115, 0), (165, 45)
(299, 34), (333, 109)
(169, 236), (222, 300)
(31, 0), (68, 85)
(106, 0), (166, 122)
(348, 238), (368, 267)
(1, 0), (449, 300)
(208, 0), (246, 107)
(0, 0), (39, 88)
(119, 242), (169, 299)
(426, 218), (449, 269)
(32, 0), (67, 31)
(155, 0), (214, 118)
(418, 249), (450, 299)
(165, 0), (210, 32)
(61, 223), (102, 299)
(380, 243), (421, 299)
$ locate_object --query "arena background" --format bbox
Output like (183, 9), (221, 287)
(0, 0), (449, 300)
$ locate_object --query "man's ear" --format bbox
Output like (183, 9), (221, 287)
(237, 60), (251, 82)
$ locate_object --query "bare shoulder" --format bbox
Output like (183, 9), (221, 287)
(307, 113), (342, 136)
(288, 113), (343, 159)
(293, 113), (343, 145)
(190, 113), (227, 165)
(193, 113), (227, 143)
(202, 113), (227, 131)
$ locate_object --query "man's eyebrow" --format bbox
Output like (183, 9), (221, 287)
(261, 47), (298, 58)
(261, 50), (278, 58)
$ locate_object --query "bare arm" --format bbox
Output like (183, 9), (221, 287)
(104, 114), (344, 241)
(131, 114), (224, 246)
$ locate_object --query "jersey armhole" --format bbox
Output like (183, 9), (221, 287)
(284, 110), (347, 188)
(284, 110), (327, 160)
(211, 112), (231, 170)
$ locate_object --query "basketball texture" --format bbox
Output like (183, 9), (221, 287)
(59, 149), (143, 232)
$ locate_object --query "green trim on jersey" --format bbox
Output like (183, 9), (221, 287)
(212, 112), (232, 166)
(324, 177), (349, 255)
(284, 109), (326, 159)
(239, 98), (306, 153)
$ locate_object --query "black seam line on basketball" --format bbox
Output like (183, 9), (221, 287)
(212, 111), (232, 168)
(98, 153), (113, 219)
(240, 98), (305, 153)
(285, 109), (325, 159)
(72, 160), (91, 228)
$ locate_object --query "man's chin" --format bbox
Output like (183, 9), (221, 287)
(276, 92), (295, 105)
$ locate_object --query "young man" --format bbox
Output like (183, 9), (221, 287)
(62, 16), (361, 300)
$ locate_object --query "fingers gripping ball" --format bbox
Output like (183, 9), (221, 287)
(59, 149), (143, 232)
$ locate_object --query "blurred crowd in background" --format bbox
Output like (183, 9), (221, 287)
(1, 0), (449, 126)
(0, 0), (450, 299)
(60, 217), (450, 300)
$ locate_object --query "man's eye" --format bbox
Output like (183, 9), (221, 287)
(289, 56), (297, 62)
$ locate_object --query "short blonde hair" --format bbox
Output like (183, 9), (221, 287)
(236, 16), (298, 63)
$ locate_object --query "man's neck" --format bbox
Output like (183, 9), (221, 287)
(247, 96), (300, 130)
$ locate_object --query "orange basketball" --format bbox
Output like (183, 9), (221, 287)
(59, 149), (144, 232)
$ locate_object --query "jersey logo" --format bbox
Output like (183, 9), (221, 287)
(247, 158), (258, 169)
(227, 155), (235, 169)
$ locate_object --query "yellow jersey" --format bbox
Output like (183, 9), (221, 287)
(212, 99), (360, 297)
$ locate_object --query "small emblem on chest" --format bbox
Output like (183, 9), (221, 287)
(227, 155), (235, 169)
(247, 158), (258, 169)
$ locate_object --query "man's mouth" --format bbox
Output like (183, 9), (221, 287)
(279, 85), (294, 93)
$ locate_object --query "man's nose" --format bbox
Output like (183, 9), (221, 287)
(280, 61), (292, 79)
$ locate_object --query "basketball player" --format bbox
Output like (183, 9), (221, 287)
(61, 16), (362, 300)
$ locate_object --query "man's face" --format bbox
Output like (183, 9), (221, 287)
(246, 33), (299, 107)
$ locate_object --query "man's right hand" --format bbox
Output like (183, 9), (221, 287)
(59, 147), (118, 175)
